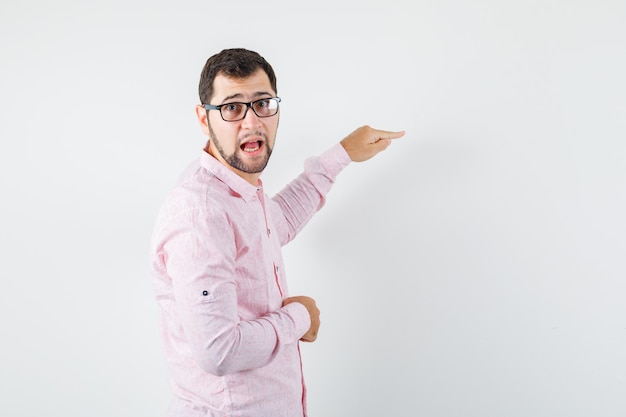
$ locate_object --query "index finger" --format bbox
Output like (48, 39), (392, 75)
(373, 129), (406, 142)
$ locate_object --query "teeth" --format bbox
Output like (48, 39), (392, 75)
(243, 142), (260, 152)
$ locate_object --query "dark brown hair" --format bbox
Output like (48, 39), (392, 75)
(198, 48), (277, 104)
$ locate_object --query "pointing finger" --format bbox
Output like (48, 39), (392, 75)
(373, 129), (406, 143)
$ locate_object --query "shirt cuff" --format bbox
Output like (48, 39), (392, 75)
(280, 301), (311, 342)
(318, 142), (352, 178)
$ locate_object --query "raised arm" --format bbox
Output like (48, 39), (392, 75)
(271, 125), (405, 244)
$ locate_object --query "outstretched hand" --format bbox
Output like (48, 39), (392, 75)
(340, 125), (405, 162)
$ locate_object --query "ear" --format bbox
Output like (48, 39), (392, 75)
(195, 104), (210, 136)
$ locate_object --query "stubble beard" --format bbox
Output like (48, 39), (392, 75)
(208, 123), (273, 174)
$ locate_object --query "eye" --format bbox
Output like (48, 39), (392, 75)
(223, 103), (243, 113)
(256, 99), (270, 108)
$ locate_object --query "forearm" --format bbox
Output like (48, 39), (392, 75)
(182, 295), (310, 376)
(169, 260), (311, 376)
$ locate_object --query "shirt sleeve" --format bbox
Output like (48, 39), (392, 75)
(154, 204), (311, 377)
(271, 142), (352, 245)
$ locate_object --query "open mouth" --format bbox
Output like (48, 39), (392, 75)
(241, 140), (263, 153)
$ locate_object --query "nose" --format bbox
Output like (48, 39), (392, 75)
(240, 104), (261, 128)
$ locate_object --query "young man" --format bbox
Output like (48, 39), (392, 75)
(150, 48), (404, 417)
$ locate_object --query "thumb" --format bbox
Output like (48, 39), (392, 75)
(372, 137), (392, 151)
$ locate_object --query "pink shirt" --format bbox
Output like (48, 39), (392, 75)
(150, 143), (351, 417)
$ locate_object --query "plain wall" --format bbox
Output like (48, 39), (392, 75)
(1, 1), (625, 416)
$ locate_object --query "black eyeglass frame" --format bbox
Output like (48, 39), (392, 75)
(203, 97), (281, 122)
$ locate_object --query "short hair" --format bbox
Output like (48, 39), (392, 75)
(198, 48), (277, 104)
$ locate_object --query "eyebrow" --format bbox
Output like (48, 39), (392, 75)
(220, 91), (273, 103)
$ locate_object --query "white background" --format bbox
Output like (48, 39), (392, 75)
(1, 1), (625, 416)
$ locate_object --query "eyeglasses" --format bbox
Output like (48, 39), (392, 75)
(203, 97), (281, 122)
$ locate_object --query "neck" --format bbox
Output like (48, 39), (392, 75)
(205, 146), (262, 186)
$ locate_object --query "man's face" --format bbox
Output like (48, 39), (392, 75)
(197, 69), (279, 184)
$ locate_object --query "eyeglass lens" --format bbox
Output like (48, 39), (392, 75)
(221, 98), (279, 121)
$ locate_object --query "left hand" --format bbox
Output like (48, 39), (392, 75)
(340, 125), (405, 162)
